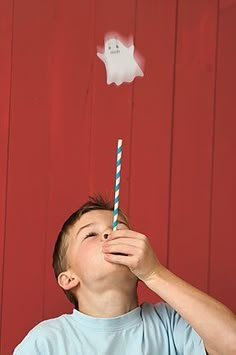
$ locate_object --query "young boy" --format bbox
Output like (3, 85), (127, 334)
(14, 196), (236, 354)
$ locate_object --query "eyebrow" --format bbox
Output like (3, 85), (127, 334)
(76, 223), (95, 237)
(75, 220), (129, 238)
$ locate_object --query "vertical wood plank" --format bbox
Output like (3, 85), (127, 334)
(1, 1), (54, 353)
(168, 0), (218, 291)
(209, 0), (236, 312)
(89, 0), (137, 211)
(0, 0), (13, 344)
(43, 0), (96, 319)
(129, 1), (177, 304)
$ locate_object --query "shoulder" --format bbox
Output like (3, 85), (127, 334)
(141, 301), (176, 322)
(141, 302), (206, 354)
(13, 313), (73, 354)
(141, 301), (196, 331)
(24, 313), (71, 335)
(140, 302), (184, 335)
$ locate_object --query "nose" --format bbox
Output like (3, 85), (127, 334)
(102, 227), (112, 241)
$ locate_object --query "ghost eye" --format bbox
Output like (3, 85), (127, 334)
(84, 232), (97, 239)
(116, 45), (119, 48)
(108, 46), (111, 50)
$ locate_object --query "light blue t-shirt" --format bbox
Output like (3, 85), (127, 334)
(14, 302), (206, 354)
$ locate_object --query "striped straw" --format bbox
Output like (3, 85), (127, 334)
(112, 139), (123, 230)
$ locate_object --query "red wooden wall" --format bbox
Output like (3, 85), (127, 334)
(0, 0), (235, 353)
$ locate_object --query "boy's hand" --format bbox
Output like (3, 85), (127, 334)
(102, 230), (163, 283)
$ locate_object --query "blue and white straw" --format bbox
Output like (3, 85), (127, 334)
(113, 139), (123, 230)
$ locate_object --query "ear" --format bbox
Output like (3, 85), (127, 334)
(58, 270), (79, 291)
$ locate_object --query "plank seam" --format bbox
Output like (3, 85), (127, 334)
(0, 0), (15, 349)
(127, 0), (138, 218)
(166, 0), (179, 269)
(207, 0), (220, 295)
(88, 0), (97, 197)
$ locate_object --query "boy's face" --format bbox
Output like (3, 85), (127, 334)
(66, 210), (137, 291)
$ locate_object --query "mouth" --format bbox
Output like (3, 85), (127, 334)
(110, 50), (120, 54)
(111, 252), (128, 256)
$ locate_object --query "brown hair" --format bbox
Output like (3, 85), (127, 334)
(52, 195), (130, 309)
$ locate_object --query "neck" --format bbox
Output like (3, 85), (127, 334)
(77, 283), (138, 318)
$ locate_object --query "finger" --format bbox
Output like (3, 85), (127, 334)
(105, 237), (144, 248)
(104, 253), (132, 267)
(103, 243), (138, 256)
(109, 230), (146, 240)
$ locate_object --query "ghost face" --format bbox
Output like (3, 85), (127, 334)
(105, 39), (121, 56)
(65, 210), (137, 292)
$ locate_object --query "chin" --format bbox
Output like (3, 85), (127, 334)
(104, 262), (137, 281)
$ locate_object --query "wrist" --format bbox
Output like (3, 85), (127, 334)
(143, 264), (166, 286)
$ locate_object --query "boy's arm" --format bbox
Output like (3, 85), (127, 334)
(103, 230), (236, 355)
(144, 265), (236, 355)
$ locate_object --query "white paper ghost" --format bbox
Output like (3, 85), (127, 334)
(97, 37), (144, 86)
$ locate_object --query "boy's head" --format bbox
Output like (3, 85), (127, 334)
(52, 195), (132, 309)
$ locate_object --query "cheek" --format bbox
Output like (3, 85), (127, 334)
(73, 242), (104, 279)
(81, 242), (95, 256)
(77, 241), (100, 264)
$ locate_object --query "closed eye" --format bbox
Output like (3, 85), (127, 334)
(84, 232), (98, 239)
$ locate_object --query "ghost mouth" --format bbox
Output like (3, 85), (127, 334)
(110, 50), (120, 54)
(111, 252), (128, 256)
